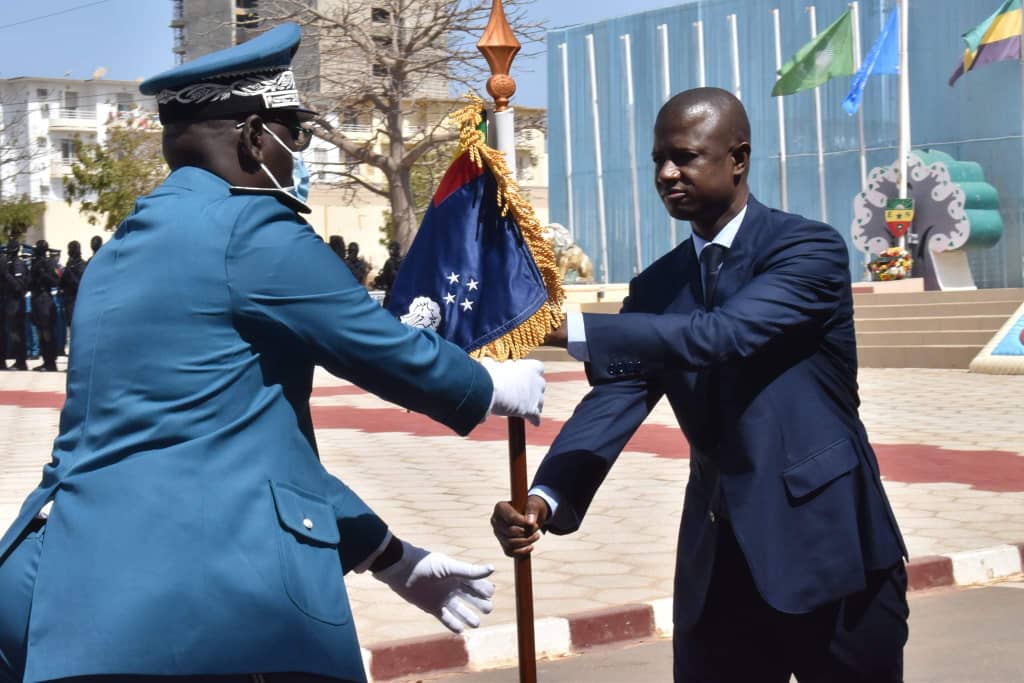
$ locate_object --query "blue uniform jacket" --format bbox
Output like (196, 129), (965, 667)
(533, 197), (905, 631)
(0, 167), (493, 682)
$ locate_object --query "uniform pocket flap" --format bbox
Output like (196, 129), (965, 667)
(270, 481), (340, 546)
(782, 439), (860, 499)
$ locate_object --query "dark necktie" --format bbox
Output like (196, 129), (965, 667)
(700, 243), (727, 309)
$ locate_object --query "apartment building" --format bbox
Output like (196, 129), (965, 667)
(0, 76), (157, 248)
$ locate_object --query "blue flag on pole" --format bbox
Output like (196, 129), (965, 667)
(387, 102), (562, 359)
(843, 8), (900, 114)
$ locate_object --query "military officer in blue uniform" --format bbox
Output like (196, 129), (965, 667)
(0, 24), (544, 683)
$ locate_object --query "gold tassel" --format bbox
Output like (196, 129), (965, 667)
(448, 95), (565, 361)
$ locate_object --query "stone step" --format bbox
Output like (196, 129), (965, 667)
(857, 345), (981, 369)
(854, 315), (1008, 333)
(856, 330), (995, 346)
(852, 287), (1024, 307)
(854, 300), (1020, 319)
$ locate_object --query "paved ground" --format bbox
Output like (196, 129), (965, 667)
(0, 358), (1022, 648)
(423, 580), (1024, 683)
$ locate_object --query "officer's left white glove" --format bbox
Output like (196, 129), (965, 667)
(372, 540), (495, 633)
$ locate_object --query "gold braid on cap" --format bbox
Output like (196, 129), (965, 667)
(449, 94), (564, 361)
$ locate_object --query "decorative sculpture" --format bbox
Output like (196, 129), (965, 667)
(542, 223), (595, 283)
(851, 149), (1003, 290)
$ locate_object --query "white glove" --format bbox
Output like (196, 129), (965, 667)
(373, 540), (495, 634)
(481, 357), (545, 426)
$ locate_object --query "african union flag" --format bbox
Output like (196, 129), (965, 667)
(387, 101), (562, 359)
(950, 0), (1023, 86)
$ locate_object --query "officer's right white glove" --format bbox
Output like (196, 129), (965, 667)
(480, 357), (545, 426)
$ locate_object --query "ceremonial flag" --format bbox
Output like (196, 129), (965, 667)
(387, 99), (563, 359)
(843, 7), (900, 114)
(949, 0), (1023, 86)
(772, 9), (855, 97)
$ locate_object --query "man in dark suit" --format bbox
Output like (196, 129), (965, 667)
(492, 88), (907, 682)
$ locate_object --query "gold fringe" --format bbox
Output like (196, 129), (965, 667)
(449, 95), (565, 361)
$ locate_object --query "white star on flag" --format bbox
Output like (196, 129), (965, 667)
(447, 272), (460, 284)
(460, 299), (474, 312)
(443, 292), (456, 305)
(467, 278), (479, 291)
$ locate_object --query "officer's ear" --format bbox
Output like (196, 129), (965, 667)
(237, 114), (269, 166)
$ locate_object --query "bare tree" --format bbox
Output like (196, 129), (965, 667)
(261, 0), (545, 249)
(0, 92), (50, 205)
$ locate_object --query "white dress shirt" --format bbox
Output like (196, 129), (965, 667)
(532, 203), (748, 517)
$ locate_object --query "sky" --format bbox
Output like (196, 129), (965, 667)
(0, 0), (682, 107)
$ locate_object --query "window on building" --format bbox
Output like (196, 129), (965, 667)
(36, 88), (49, 99)
(313, 148), (328, 180)
(36, 137), (47, 150)
(117, 93), (135, 113)
(39, 185), (50, 198)
(372, 63), (388, 77)
(373, 35), (393, 49)
(236, 0), (260, 26)
(64, 91), (79, 111)
(372, 7), (391, 23)
(60, 139), (77, 161)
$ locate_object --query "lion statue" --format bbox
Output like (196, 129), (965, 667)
(542, 223), (594, 283)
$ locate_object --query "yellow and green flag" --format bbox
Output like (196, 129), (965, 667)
(949, 0), (1023, 86)
(772, 9), (855, 97)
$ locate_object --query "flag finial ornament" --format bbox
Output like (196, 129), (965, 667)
(477, 0), (521, 111)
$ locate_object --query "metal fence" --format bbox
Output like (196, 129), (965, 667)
(545, 0), (1024, 288)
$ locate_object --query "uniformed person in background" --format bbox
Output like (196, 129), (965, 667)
(344, 240), (371, 286)
(28, 239), (60, 372)
(2, 240), (28, 371)
(0, 24), (545, 683)
(89, 234), (103, 261)
(372, 240), (404, 307)
(328, 234), (346, 262)
(60, 240), (87, 334)
(0, 244), (7, 369)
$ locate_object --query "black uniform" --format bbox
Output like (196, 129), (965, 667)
(3, 249), (28, 370)
(0, 250), (7, 367)
(60, 254), (87, 329)
(29, 252), (60, 371)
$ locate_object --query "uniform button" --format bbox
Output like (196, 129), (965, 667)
(303, 518), (314, 530)
(708, 511), (716, 523)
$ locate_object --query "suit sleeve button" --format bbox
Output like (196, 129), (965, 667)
(708, 511), (716, 523)
(303, 518), (314, 530)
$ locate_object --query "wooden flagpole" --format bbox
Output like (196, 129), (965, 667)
(477, 4), (537, 682)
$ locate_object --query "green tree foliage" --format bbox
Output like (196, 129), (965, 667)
(0, 194), (45, 242)
(64, 127), (168, 231)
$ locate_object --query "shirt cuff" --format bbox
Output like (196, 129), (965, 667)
(352, 529), (393, 573)
(528, 485), (560, 519)
(566, 312), (590, 362)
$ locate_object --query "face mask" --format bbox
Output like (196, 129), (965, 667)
(261, 125), (310, 204)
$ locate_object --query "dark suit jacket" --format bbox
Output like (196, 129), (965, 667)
(533, 196), (905, 630)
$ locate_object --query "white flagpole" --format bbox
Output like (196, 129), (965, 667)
(772, 8), (789, 211)
(621, 33), (643, 275)
(897, 0), (911, 249)
(807, 5), (828, 223)
(850, 1), (867, 188)
(559, 42), (575, 239)
(657, 23), (676, 249)
(694, 20), (707, 87)
(728, 14), (742, 100)
(585, 33), (610, 284)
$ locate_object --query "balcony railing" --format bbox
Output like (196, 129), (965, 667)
(55, 108), (94, 120)
(50, 156), (75, 177)
(340, 123), (372, 136)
